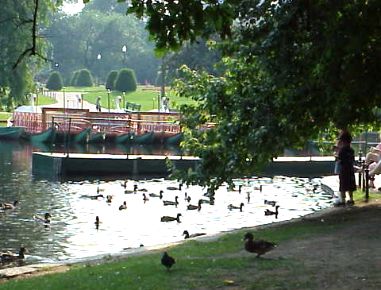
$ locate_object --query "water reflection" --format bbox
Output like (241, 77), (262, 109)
(0, 141), (336, 269)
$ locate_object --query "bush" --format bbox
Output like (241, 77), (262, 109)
(46, 71), (63, 91)
(70, 70), (80, 86)
(114, 68), (137, 93)
(76, 69), (93, 87)
(105, 70), (118, 90)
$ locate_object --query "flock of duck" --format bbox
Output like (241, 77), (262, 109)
(161, 231), (277, 271)
(1, 176), (332, 267)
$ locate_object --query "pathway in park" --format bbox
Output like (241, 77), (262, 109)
(41, 91), (98, 111)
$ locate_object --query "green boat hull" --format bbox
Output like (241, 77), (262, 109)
(30, 127), (56, 144)
(132, 132), (155, 145)
(0, 127), (25, 140)
(165, 133), (183, 146)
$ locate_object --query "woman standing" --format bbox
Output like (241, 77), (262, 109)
(337, 130), (356, 206)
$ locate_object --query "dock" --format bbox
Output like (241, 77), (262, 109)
(32, 153), (337, 179)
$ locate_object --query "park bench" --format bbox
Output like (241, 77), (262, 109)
(125, 101), (141, 112)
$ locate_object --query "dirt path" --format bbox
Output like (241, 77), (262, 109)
(239, 201), (381, 290)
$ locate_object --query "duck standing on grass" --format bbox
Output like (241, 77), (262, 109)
(161, 251), (175, 271)
(183, 230), (206, 239)
(0, 247), (27, 264)
(243, 232), (277, 258)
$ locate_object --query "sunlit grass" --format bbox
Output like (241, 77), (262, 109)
(64, 86), (194, 111)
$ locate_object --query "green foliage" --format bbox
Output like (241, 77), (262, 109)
(128, 0), (381, 188)
(114, 68), (137, 92)
(46, 71), (63, 91)
(70, 70), (80, 86)
(105, 70), (118, 90)
(76, 69), (93, 87)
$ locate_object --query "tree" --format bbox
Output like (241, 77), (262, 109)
(114, 68), (137, 93)
(76, 69), (93, 87)
(0, 0), (56, 109)
(46, 71), (63, 90)
(126, 0), (380, 189)
(105, 70), (118, 90)
(70, 70), (80, 86)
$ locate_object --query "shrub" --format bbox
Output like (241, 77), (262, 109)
(105, 70), (118, 90)
(114, 68), (137, 93)
(76, 69), (93, 87)
(46, 71), (63, 91)
(70, 70), (80, 86)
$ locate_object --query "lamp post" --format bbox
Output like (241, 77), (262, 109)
(152, 97), (155, 110)
(122, 91), (126, 110)
(122, 45), (127, 65)
(97, 53), (102, 86)
(107, 89), (111, 113)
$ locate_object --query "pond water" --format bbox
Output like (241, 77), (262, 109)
(0, 140), (337, 268)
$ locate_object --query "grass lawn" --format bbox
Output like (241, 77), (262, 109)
(65, 85), (194, 111)
(1, 190), (379, 290)
(0, 112), (11, 127)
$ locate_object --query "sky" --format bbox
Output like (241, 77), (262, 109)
(61, 1), (85, 15)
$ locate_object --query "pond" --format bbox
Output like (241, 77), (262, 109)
(0, 140), (337, 268)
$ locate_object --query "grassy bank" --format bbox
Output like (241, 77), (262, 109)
(65, 86), (193, 111)
(1, 190), (379, 290)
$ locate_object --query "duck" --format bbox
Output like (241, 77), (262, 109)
(166, 183), (183, 191)
(119, 201), (127, 210)
(187, 200), (202, 211)
(1, 200), (18, 210)
(121, 180), (128, 188)
(0, 247), (27, 263)
(243, 232), (277, 258)
(143, 193), (149, 202)
(81, 194), (104, 200)
(183, 230), (206, 239)
(33, 212), (51, 224)
(161, 251), (175, 271)
(95, 216), (100, 229)
(265, 205), (280, 218)
(228, 202), (244, 212)
(106, 195), (113, 203)
(96, 186), (105, 194)
(199, 197), (214, 204)
(149, 190), (163, 199)
(184, 192), (191, 202)
(163, 196), (179, 206)
(124, 184), (138, 194)
(160, 213), (182, 223)
(264, 200), (277, 207)
(228, 184), (243, 193)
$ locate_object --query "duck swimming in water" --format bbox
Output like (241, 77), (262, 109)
(1, 200), (18, 210)
(0, 247), (26, 264)
(163, 196), (179, 206)
(264, 200), (277, 207)
(265, 205), (280, 218)
(243, 232), (277, 258)
(160, 213), (182, 223)
(33, 212), (51, 224)
(187, 200), (202, 211)
(119, 201), (127, 210)
(228, 202), (244, 212)
(149, 190), (163, 199)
